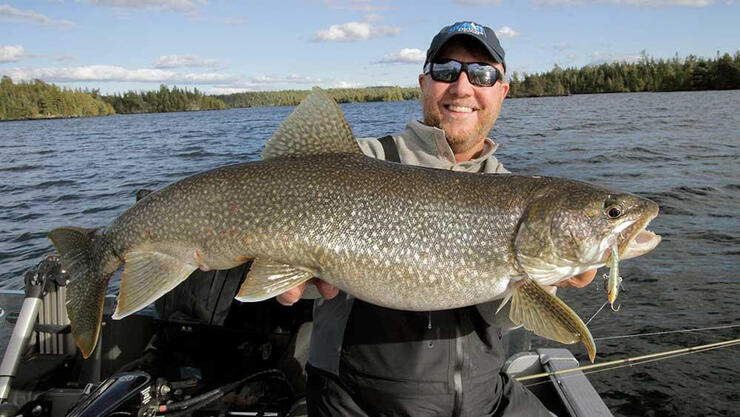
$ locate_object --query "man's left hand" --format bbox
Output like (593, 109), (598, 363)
(556, 269), (597, 288)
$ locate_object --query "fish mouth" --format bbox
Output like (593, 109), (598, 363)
(606, 211), (661, 263)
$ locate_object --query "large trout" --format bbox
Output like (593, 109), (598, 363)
(49, 88), (661, 361)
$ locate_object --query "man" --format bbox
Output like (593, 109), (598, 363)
(279, 21), (596, 416)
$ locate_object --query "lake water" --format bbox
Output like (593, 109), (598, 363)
(1, 90), (739, 416)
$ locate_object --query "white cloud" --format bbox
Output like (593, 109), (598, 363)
(495, 26), (520, 38)
(532, 0), (714, 6)
(588, 52), (642, 65)
(250, 74), (324, 84)
(313, 22), (400, 42)
(454, 0), (504, 4)
(206, 78), (387, 94)
(154, 54), (219, 68)
(0, 5), (76, 26)
(4, 65), (236, 83)
(364, 13), (383, 22)
(376, 48), (425, 64)
(222, 17), (246, 25)
(56, 54), (77, 62)
(0, 45), (25, 63)
(553, 42), (569, 51)
(88, 0), (206, 13)
(204, 86), (256, 94)
(323, 0), (393, 12)
(329, 80), (364, 88)
(456, 0), (714, 5)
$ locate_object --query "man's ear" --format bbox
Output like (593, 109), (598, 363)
(501, 81), (510, 99)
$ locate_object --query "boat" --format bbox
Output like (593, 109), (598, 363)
(0, 178), (615, 417)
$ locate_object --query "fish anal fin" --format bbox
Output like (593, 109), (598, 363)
(235, 258), (315, 302)
(510, 276), (596, 363)
(114, 250), (197, 319)
(261, 87), (361, 159)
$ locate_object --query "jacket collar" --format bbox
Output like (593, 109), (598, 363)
(406, 120), (499, 170)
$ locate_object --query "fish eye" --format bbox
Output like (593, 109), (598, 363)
(604, 204), (623, 219)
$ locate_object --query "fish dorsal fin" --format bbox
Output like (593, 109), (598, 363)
(261, 87), (362, 159)
(113, 249), (197, 319)
(235, 257), (316, 302)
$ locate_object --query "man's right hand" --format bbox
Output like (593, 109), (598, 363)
(276, 278), (339, 306)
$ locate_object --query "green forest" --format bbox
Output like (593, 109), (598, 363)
(0, 76), (115, 120)
(507, 51), (740, 97)
(103, 84), (227, 114)
(215, 86), (420, 108)
(0, 80), (225, 121)
(1, 51), (738, 121)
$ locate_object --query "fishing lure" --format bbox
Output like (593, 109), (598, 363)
(605, 246), (623, 311)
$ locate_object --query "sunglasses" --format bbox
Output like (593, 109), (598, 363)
(423, 59), (503, 87)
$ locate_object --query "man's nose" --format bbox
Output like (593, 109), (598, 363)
(449, 70), (475, 95)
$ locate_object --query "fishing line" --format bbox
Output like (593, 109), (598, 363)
(515, 337), (740, 386)
(594, 323), (740, 341)
(585, 301), (608, 325)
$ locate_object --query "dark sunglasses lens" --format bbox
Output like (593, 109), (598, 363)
(468, 64), (498, 87)
(431, 61), (462, 82)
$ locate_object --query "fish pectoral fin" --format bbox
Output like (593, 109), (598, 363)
(115, 250), (197, 319)
(510, 276), (596, 363)
(235, 257), (315, 302)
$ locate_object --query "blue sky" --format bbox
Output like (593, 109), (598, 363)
(1, 0), (738, 94)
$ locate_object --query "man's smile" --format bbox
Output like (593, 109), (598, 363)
(444, 104), (478, 114)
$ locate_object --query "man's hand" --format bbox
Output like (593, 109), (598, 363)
(276, 278), (339, 306)
(555, 269), (597, 288)
(275, 271), (594, 306)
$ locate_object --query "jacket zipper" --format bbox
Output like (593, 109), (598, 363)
(452, 313), (463, 416)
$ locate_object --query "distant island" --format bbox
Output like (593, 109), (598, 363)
(1, 51), (738, 121)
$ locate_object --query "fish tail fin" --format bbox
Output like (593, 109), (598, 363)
(510, 276), (596, 363)
(48, 227), (117, 358)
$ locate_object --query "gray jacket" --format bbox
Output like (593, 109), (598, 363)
(308, 119), (512, 374)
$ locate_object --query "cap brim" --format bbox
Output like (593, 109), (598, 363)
(427, 33), (505, 70)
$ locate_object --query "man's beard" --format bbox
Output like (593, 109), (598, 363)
(423, 109), (494, 154)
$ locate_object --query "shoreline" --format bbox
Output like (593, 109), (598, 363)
(2, 88), (738, 122)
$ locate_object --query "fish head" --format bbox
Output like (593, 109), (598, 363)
(515, 180), (661, 281)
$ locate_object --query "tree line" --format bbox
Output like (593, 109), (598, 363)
(1, 51), (738, 120)
(215, 86), (420, 108)
(0, 79), (226, 121)
(0, 76), (115, 121)
(507, 51), (740, 97)
(102, 84), (226, 114)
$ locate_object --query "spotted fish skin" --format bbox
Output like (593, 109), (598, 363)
(48, 88), (660, 361)
(111, 154), (533, 308)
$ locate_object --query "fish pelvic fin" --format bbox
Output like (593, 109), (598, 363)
(510, 276), (596, 363)
(261, 87), (362, 160)
(114, 249), (197, 319)
(48, 227), (116, 359)
(235, 258), (315, 302)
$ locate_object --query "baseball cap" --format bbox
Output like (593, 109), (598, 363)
(425, 21), (506, 71)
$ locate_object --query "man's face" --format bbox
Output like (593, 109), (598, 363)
(419, 39), (510, 156)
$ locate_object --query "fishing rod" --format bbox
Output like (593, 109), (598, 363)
(594, 323), (740, 341)
(515, 337), (740, 383)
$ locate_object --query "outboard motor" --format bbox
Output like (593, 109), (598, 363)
(64, 372), (152, 417)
